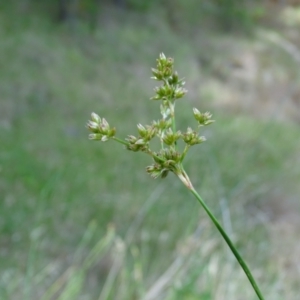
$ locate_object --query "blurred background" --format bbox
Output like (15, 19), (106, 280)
(1, 1), (300, 299)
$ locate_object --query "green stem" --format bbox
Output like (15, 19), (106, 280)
(178, 169), (265, 300)
(112, 136), (129, 146)
(180, 145), (190, 163)
(170, 102), (176, 134)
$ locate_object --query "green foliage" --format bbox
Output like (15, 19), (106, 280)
(8, 0), (266, 32)
(1, 2), (300, 300)
(207, 0), (262, 30)
(173, 0), (266, 32)
(126, 0), (161, 11)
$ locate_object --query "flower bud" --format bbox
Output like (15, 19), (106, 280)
(163, 67), (173, 77)
(126, 135), (138, 143)
(89, 133), (102, 140)
(162, 128), (181, 146)
(162, 148), (181, 162)
(182, 127), (206, 145)
(100, 118), (110, 132)
(146, 164), (164, 179)
(168, 72), (179, 85)
(159, 52), (166, 61)
(86, 121), (99, 133)
(125, 135), (148, 152)
(91, 112), (101, 123)
(174, 87), (187, 99)
(135, 139), (145, 145)
(166, 57), (174, 68)
(193, 108), (215, 126)
(136, 123), (147, 137)
(101, 135), (109, 142)
(151, 68), (163, 80)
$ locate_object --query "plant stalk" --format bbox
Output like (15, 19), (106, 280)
(178, 169), (265, 300)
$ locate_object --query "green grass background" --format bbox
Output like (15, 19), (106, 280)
(1, 3), (300, 299)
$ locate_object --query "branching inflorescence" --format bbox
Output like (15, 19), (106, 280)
(86, 53), (265, 300)
(87, 53), (214, 188)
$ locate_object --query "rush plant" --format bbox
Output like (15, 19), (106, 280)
(86, 53), (265, 299)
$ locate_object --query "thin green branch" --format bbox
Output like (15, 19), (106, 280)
(178, 171), (265, 300)
(180, 145), (190, 162)
(112, 136), (129, 146)
(171, 103), (176, 135)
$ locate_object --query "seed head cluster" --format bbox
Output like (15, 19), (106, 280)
(87, 53), (214, 179)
